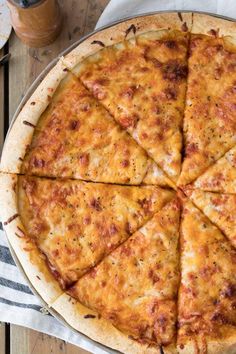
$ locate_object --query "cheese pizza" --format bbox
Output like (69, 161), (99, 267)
(178, 34), (236, 186)
(18, 175), (173, 287)
(22, 72), (173, 187)
(178, 200), (236, 354)
(68, 198), (180, 350)
(75, 30), (188, 183)
(0, 11), (236, 354)
(185, 189), (236, 248)
(192, 145), (236, 193)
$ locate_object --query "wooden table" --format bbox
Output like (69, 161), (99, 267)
(0, 1), (109, 353)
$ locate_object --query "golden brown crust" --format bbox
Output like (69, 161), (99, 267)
(192, 13), (236, 38)
(1, 12), (236, 353)
(0, 59), (68, 174)
(2, 12), (236, 180)
(52, 293), (177, 354)
(61, 12), (193, 71)
(20, 72), (173, 187)
(0, 173), (63, 305)
(178, 336), (236, 354)
(74, 30), (189, 182)
(0, 13), (191, 186)
(21, 72), (149, 184)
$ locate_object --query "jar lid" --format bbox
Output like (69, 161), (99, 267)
(11, 0), (43, 8)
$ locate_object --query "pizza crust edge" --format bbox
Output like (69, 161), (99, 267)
(0, 11), (192, 175)
(192, 12), (236, 37)
(61, 12), (193, 70)
(0, 173), (63, 305)
(2, 12), (236, 177)
(0, 59), (68, 174)
(3, 11), (235, 177)
(0, 11), (236, 353)
(52, 292), (177, 354)
(3, 11), (236, 178)
(177, 336), (236, 354)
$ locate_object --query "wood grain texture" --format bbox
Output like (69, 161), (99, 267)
(7, 1), (109, 353)
(10, 326), (90, 354)
(0, 323), (5, 354)
(9, 0), (109, 121)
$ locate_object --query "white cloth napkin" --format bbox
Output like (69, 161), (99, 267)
(96, 0), (236, 29)
(1, 1), (236, 353)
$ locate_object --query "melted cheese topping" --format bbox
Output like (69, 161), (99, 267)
(179, 35), (236, 186)
(188, 189), (236, 248)
(13, 26), (236, 351)
(193, 145), (236, 193)
(69, 199), (180, 347)
(74, 30), (189, 182)
(178, 200), (236, 347)
(22, 73), (166, 186)
(142, 159), (176, 188)
(18, 175), (173, 287)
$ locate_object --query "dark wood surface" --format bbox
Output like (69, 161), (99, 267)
(0, 1), (109, 353)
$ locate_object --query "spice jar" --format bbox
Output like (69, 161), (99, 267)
(7, 0), (63, 47)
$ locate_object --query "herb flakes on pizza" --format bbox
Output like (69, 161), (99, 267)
(1, 11), (236, 354)
(68, 198), (181, 350)
(21, 72), (172, 187)
(192, 145), (236, 193)
(74, 30), (189, 182)
(185, 189), (236, 247)
(178, 33), (236, 187)
(18, 175), (173, 287)
(178, 200), (236, 354)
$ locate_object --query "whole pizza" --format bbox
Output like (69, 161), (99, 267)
(0, 12), (236, 354)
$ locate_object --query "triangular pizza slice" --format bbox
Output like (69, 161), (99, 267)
(192, 145), (236, 193)
(75, 30), (189, 182)
(178, 200), (236, 353)
(18, 175), (174, 288)
(67, 198), (181, 349)
(22, 73), (172, 187)
(178, 34), (236, 186)
(142, 159), (175, 188)
(185, 189), (236, 248)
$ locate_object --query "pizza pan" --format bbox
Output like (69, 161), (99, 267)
(3, 9), (236, 354)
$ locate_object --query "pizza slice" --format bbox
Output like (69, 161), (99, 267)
(67, 198), (180, 350)
(74, 30), (189, 182)
(178, 34), (236, 186)
(178, 200), (236, 353)
(192, 145), (236, 193)
(142, 159), (176, 188)
(0, 173), (63, 306)
(22, 73), (172, 187)
(185, 189), (236, 248)
(18, 175), (174, 288)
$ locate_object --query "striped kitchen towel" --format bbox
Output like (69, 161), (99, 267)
(0, 225), (111, 354)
